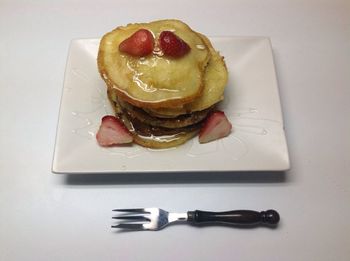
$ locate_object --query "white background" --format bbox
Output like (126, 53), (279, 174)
(0, 0), (349, 260)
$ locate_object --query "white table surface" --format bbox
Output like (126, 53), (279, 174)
(1, 1), (349, 260)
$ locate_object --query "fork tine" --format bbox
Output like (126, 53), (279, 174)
(112, 216), (150, 221)
(111, 223), (146, 230)
(113, 208), (150, 213)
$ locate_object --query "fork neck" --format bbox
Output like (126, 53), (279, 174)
(168, 212), (188, 222)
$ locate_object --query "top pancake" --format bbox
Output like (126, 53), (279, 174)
(98, 19), (210, 109)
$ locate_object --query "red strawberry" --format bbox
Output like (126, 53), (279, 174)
(159, 31), (191, 58)
(199, 111), (232, 144)
(96, 115), (133, 146)
(119, 29), (154, 57)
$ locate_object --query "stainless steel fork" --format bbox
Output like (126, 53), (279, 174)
(112, 208), (279, 231)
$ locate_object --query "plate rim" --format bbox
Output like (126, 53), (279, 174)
(52, 36), (290, 174)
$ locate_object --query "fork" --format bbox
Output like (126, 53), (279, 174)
(112, 208), (279, 231)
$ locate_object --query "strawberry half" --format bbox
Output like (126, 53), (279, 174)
(199, 111), (232, 144)
(159, 31), (190, 58)
(119, 29), (154, 57)
(96, 115), (133, 146)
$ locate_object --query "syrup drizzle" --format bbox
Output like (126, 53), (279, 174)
(70, 103), (279, 160)
(69, 66), (279, 160)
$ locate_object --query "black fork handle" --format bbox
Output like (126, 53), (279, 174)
(187, 210), (279, 226)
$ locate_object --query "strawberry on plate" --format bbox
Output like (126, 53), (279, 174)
(199, 111), (232, 144)
(96, 115), (133, 146)
(119, 29), (154, 57)
(159, 31), (191, 58)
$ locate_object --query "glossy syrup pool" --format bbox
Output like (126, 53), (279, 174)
(195, 44), (206, 50)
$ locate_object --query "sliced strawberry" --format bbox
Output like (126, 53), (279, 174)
(119, 29), (154, 57)
(199, 111), (232, 144)
(159, 31), (191, 58)
(96, 115), (133, 146)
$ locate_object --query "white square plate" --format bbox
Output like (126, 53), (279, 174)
(52, 37), (290, 174)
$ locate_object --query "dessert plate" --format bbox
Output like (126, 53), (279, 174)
(52, 37), (290, 173)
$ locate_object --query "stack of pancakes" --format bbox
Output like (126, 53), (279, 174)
(98, 20), (228, 148)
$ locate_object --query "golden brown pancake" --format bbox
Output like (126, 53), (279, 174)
(98, 19), (210, 109)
